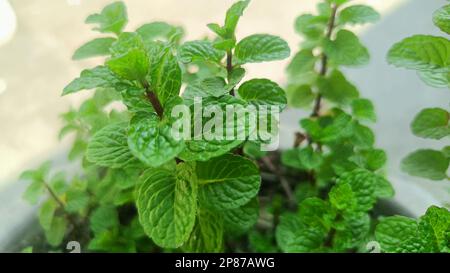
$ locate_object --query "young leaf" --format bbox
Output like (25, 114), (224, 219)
(136, 22), (178, 42)
(223, 0), (251, 38)
(418, 206), (450, 252)
(149, 46), (182, 105)
(22, 181), (45, 205)
(89, 205), (119, 235)
(433, 5), (450, 34)
(45, 217), (67, 247)
(351, 98), (376, 122)
(63, 66), (120, 96)
(286, 85), (315, 108)
(39, 199), (57, 231)
(387, 35), (450, 73)
(127, 112), (185, 167)
(287, 50), (317, 77)
(281, 147), (323, 171)
(237, 79), (287, 108)
(333, 213), (371, 250)
(318, 70), (359, 105)
(411, 108), (450, 140)
(107, 49), (149, 81)
(401, 149), (450, 181)
(86, 122), (138, 168)
(418, 71), (450, 88)
(85, 1), (128, 35)
(178, 40), (225, 64)
(234, 34), (290, 64)
(294, 14), (326, 39)
(65, 190), (89, 213)
(73, 38), (116, 60)
(324, 30), (370, 66)
(182, 209), (224, 253)
(136, 165), (197, 248)
(196, 154), (261, 211)
(338, 5), (380, 25)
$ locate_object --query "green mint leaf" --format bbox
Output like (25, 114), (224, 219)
(65, 190), (90, 213)
(433, 5), (450, 34)
(282, 147), (323, 171)
(411, 108), (450, 140)
(149, 46), (182, 105)
(418, 206), (450, 252)
(196, 154), (261, 211)
(276, 213), (327, 253)
(237, 79), (287, 108)
(226, 67), (246, 91)
(128, 112), (185, 167)
(294, 14), (327, 39)
(350, 148), (387, 172)
(72, 37), (116, 60)
(45, 216), (67, 247)
(182, 78), (228, 103)
(136, 22), (178, 42)
(318, 70), (360, 105)
(207, 23), (227, 38)
(234, 34), (290, 64)
(85, 1), (127, 35)
(351, 122), (375, 149)
(286, 85), (315, 108)
(39, 199), (57, 231)
(417, 71), (450, 88)
(107, 49), (149, 81)
(333, 213), (370, 251)
(373, 175), (395, 199)
(287, 50), (317, 77)
(401, 149), (449, 181)
(63, 66), (120, 96)
(243, 141), (267, 160)
(332, 169), (380, 212)
(136, 165), (197, 248)
(324, 30), (370, 67)
(351, 98), (376, 122)
(338, 5), (380, 25)
(183, 209), (224, 253)
(222, 198), (259, 233)
(89, 205), (119, 235)
(22, 181), (45, 205)
(120, 87), (153, 113)
(375, 216), (419, 253)
(178, 40), (225, 64)
(387, 35), (450, 73)
(442, 146), (450, 158)
(223, 0), (251, 38)
(298, 198), (336, 233)
(86, 122), (138, 168)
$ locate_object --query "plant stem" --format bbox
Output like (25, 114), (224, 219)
(261, 156), (295, 207)
(44, 183), (65, 209)
(226, 50), (235, 96)
(142, 80), (164, 119)
(311, 3), (338, 118)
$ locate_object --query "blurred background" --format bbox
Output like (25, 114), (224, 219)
(0, 0), (448, 249)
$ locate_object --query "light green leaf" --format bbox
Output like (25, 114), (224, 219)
(136, 164), (197, 248)
(287, 50), (317, 77)
(85, 1), (128, 35)
(149, 46), (182, 105)
(89, 205), (119, 235)
(243, 141), (267, 159)
(418, 71), (450, 88)
(128, 112), (185, 167)
(22, 181), (45, 205)
(107, 49), (149, 81)
(234, 34), (290, 64)
(351, 122), (375, 149)
(401, 149), (449, 181)
(375, 216), (419, 253)
(339, 5), (380, 25)
(73, 38), (116, 60)
(324, 30), (370, 66)
(351, 98), (376, 122)
(196, 154), (261, 211)
(333, 212), (371, 250)
(286, 85), (315, 108)
(223, 0), (251, 38)
(179, 40), (225, 64)
(45, 216), (67, 247)
(65, 190), (90, 213)
(294, 14), (327, 39)
(39, 199), (57, 231)
(238, 79), (287, 108)
(183, 209), (224, 253)
(318, 70), (359, 105)
(63, 66), (120, 96)
(387, 35), (450, 73)
(136, 22), (177, 42)
(419, 206), (450, 252)
(222, 198), (259, 233)
(282, 147), (323, 171)
(433, 5), (450, 34)
(411, 108), (450, 140)
(87, 122), (138, 168)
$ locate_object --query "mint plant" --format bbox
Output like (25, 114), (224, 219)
(274, 0), (395, 253)
(374, 3), (450, 253)
(20, 0), (290, 253)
